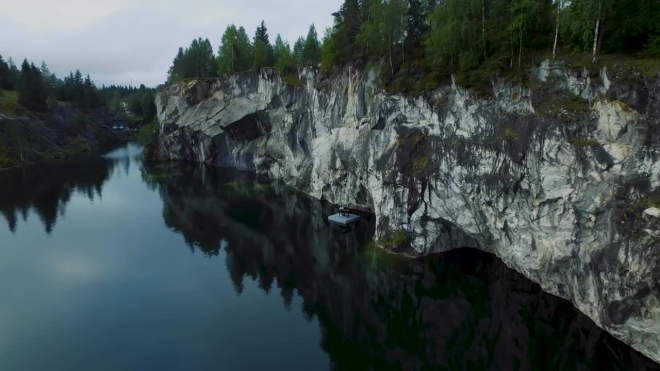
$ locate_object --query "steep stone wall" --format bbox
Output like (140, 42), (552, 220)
(155, 61), (660, 363)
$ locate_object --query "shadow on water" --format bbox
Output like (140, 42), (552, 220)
(142, 161), (660, 371)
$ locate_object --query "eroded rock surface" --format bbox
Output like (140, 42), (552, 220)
(155, 61), (660, 363)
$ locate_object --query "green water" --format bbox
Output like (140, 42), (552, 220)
(0, 143), (657, 370)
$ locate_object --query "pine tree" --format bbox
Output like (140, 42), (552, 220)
(253, 22), (275, 67)
(254, 20), (271, 46)
(18, 59), (47, 112)
(303, 24), (322, 65)
(293, 37), (307, 67)
(253, 40), (270, 71)
(274, 35), (296, 75)
(168, 47), (186, 81)
(7, 58), (19, 91)
(404, 0), (428, 56)
(0, 55), (10, 90)
(331, 0), (363, 63)
(74, 69), (84, 103)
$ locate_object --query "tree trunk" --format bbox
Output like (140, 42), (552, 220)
(482, 0), (488, 61)
(553, 0), (561, 60)
(592, 0), (602, 63)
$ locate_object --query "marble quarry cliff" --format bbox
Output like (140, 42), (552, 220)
(154, 61), (660, 363)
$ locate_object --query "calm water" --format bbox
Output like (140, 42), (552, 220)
(0, 143), (658, 371)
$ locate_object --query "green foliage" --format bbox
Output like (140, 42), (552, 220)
(252, 40), (271, 71)
(642, 36), (660, 58)
(218, 25), (254, 75)
(564, 96), (591, 112)
(49, 68), (104, 109)
(0, 55), (17, 90)
(165, 0), (659, 92)
(498, 126), (519, 142)
(128, 86), (156, 123)
(0, 147), (15, 168)
(167, 38), (217, 81)
(303, 24), (322, 66)
(283, 74), (301, 87)
(138, 118), (160, 146)
(0, 90), (22, 116)
(274, 35), (296, 75)
(357, 0), (407, 76)
(321, 28), (339, 70)
(293, 36), (307, 67)
(253, 21), (276, 68)
(18, 59), (47, 112)
(323, 0), (363, 66)
(571, 137), (600, 148)
(376, 229), (407, 250)
(412, 155), (430, 173)
(63, 136), (92, 157)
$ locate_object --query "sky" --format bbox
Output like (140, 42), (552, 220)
(0, 0), (342, 88)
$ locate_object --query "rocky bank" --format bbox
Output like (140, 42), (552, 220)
(0, 103), (132, 169)
(154, 61), (660, 363)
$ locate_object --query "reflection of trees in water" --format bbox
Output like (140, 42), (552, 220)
(149, 163), (660, 371)
(0, 148), (131, 234)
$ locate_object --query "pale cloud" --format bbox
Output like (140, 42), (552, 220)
(0, 0), (342, 87)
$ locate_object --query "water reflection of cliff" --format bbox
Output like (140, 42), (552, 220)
(147, 162), (660, 371)
(0, 144), (138, 234)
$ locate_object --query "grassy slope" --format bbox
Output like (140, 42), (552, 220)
(0, 90), (22, 117)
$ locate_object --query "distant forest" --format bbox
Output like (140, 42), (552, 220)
(0, 55), (156, 123)
(167, 0), (659, 88)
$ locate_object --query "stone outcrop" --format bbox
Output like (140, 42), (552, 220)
(155, 61), (660, 363)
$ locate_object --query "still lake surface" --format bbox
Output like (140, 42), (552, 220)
(0, 143), (658, 371)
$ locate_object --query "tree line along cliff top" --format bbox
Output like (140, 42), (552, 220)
(166, 0), (659, 92)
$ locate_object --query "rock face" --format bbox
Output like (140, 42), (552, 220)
(155, 61), (660, 363)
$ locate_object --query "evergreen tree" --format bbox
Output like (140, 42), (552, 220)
(0, 55), (10, 90)
(404, 0), (428, 56)
(303, 24), (322, 65)
(274, 35), (296, 75)
(167, 38), (219, 81)
(18, 59), (47, 112)
(83, 74), (101, 108)
(330, 0), (363, 64)
(253, 40), (270, 71)
(253, 21), (275, 67)
(321, 27), (339, 68)
(40, 61), (59, 95)
(167, 48), (186, 81)
(254, 20), (271, 46)
(293, 37), (307, 67)
(8, 58), (19, 91)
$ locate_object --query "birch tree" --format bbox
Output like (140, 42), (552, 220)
(552, 0), (562, 60)
(357, 0), (407, 78)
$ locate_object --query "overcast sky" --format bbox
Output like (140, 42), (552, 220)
(0, 0), (342, 88)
